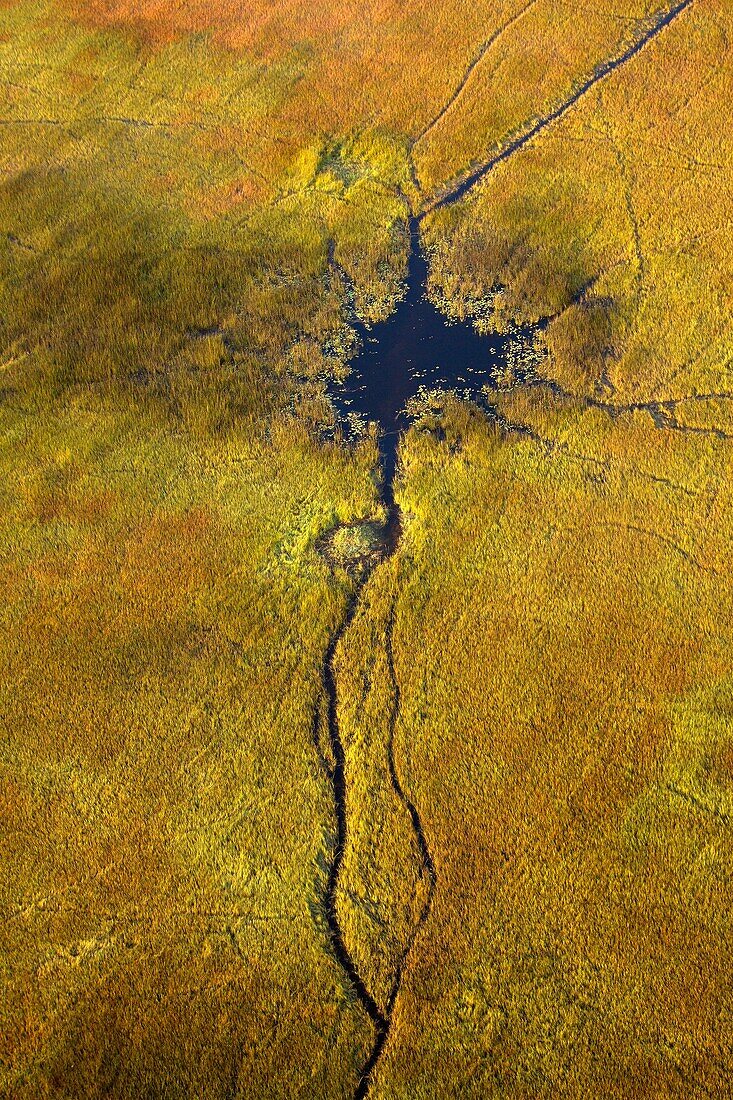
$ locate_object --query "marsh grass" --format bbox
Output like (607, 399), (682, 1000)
(3, 0), (733, 1095)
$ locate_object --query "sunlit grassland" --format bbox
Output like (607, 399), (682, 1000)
(56, 0), (692, 209)
(333, 557), (430, 1016)
(61, 0), (548, 159)
(412, 0), (664, 195)
(0, 4), (406, 1093)
(323, 3), (733, 1093)
(3, 0), (733, 1095)
(336, 395), (733, 1097)
(0, 384), (387, 1096)
(422, 0), (733, 406)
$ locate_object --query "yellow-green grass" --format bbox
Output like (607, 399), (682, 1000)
(333, 398), (733, 1096)
(3, 0), (733, 1095)
(0, 5), (414, 1091)
(422, 0), (733, 407)
(0, 386), (386, 1096)
(0, 11), (408, 1091)
(325, 2), (733, 1093)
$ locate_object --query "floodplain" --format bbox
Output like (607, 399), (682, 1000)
(1, 1), (732, 1097)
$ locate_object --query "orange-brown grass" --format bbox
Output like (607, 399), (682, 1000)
(62, 0), (531, 142)
(334, 398), (733, 1097)
(0, 388), (385, 1097)
(413, 0), (663, 196)
(3, 0), (733, 1095)
(59, 0), (683, 210)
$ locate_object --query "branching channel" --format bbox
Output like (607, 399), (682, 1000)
(320, 495), (437, 1098)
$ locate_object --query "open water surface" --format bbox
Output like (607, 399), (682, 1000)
(329, 218), (540, 500)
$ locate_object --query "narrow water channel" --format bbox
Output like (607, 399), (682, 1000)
(321, 219), (540, 1098)
(318, 3), (695, 1088)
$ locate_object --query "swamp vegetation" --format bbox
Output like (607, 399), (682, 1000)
(2, 1), (733, 1097)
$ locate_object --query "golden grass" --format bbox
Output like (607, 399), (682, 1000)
(339, 394), (733, 1097)
(3, 0), (733, 1095)
(0, 388), (385, 1096)
(327, 4), (733, 1092)
(423, 0), (733, 404)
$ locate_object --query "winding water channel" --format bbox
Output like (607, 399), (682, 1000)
(318, 2), (697, 1091)
(321, 218), (538, 1097)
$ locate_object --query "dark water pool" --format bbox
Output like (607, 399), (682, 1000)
(329, 219), (539, 502)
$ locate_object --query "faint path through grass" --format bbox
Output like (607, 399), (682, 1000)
(411, 0), (540, 159)
(421, 0), (696, 215)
